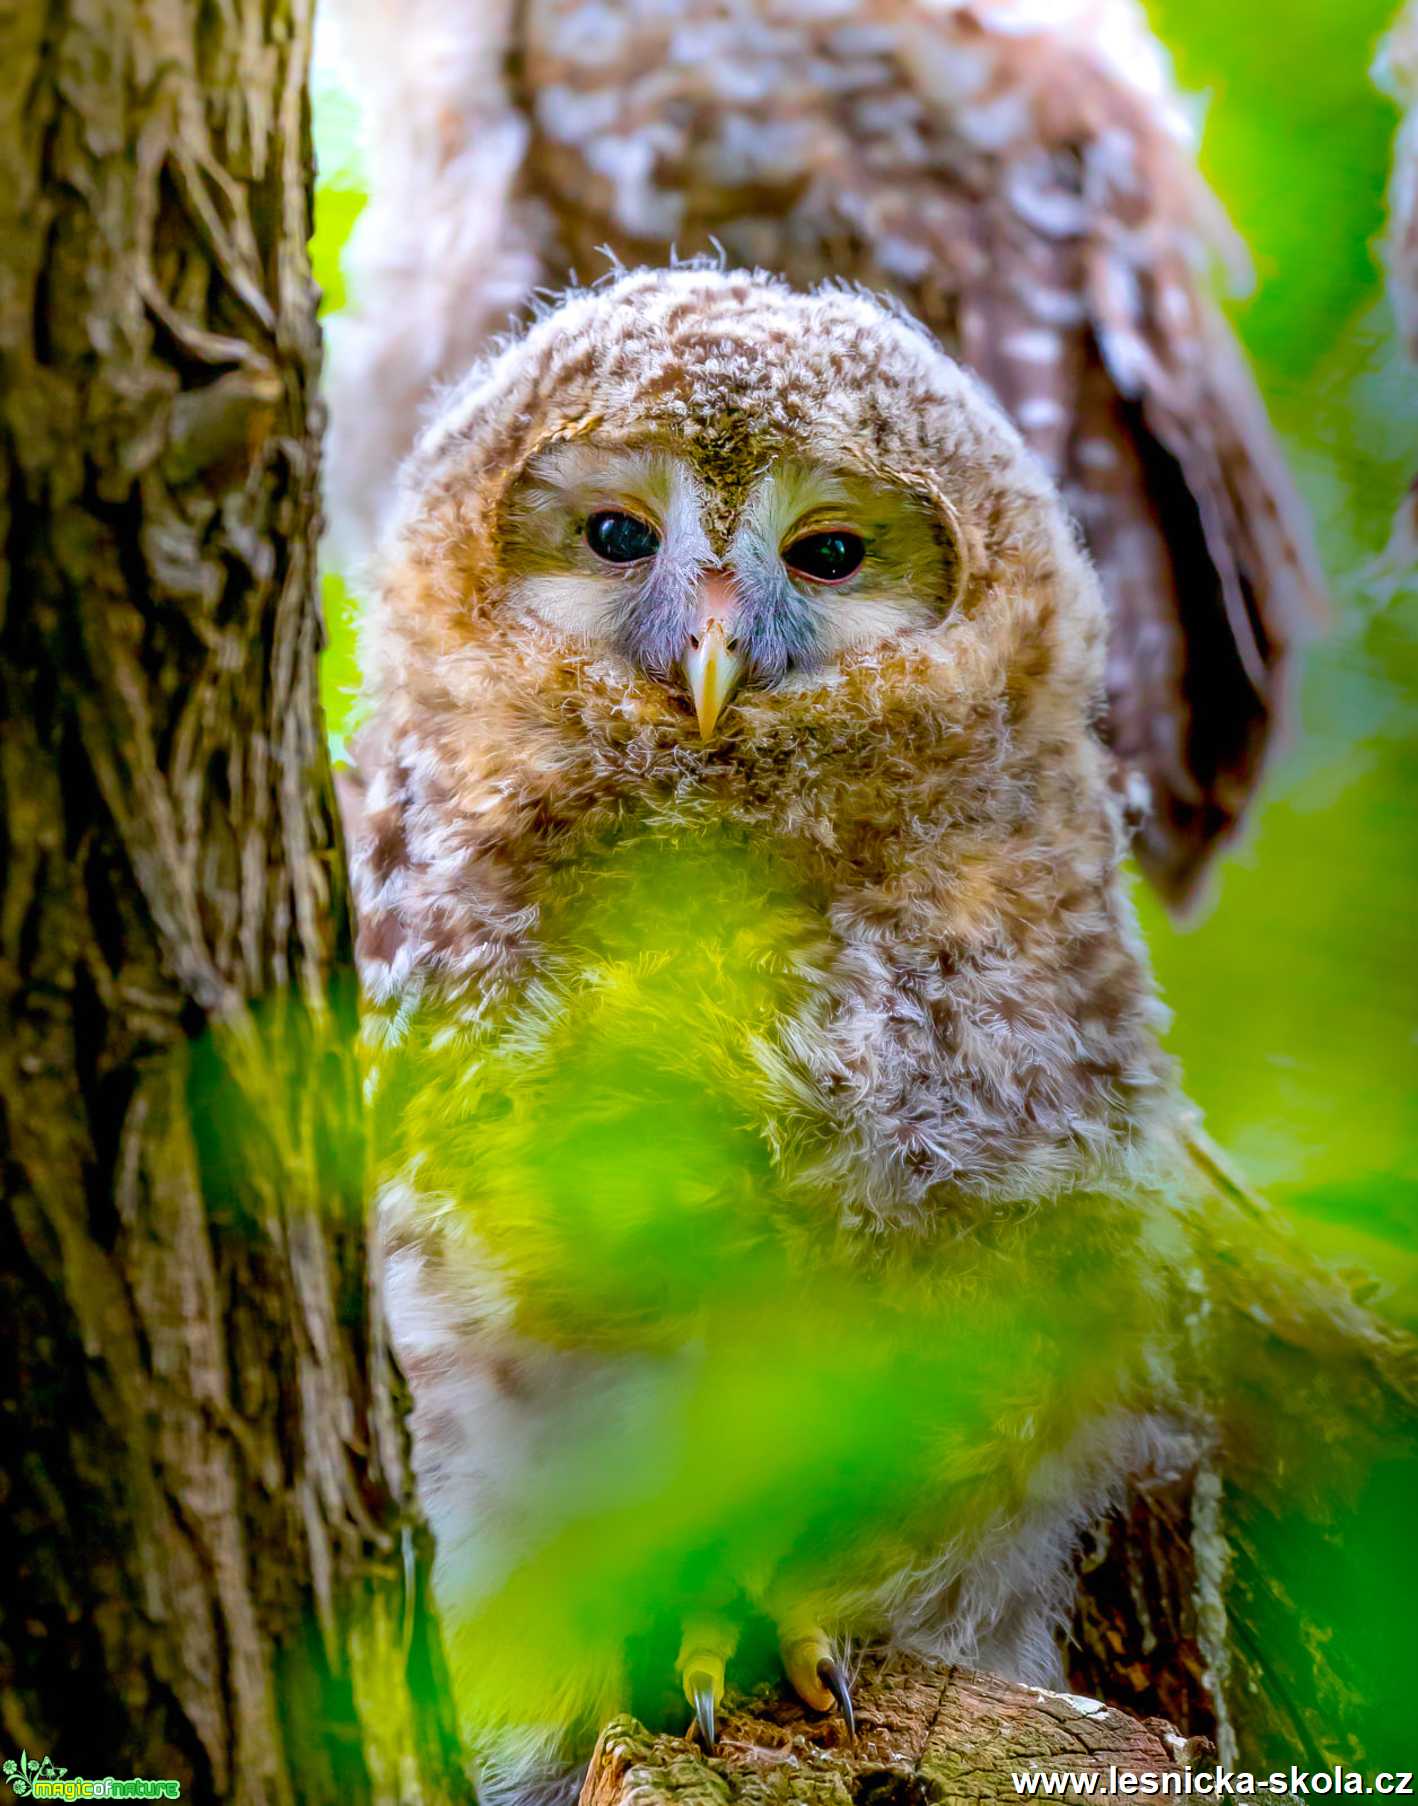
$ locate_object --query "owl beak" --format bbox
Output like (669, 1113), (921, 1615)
(681, 618), (746, 738)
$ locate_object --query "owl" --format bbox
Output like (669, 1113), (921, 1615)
(343, 269), (1412, 1806)
(323, 0), (1324, 908)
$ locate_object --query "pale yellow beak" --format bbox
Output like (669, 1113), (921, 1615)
(681, 618), (746, 738)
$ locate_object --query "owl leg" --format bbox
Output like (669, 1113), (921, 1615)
(779, 1622), (856, 1739)
(677, 1616), (738, 1752)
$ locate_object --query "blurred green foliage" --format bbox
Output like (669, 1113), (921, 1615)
(1148, 0), (1399, 372)
(372, 828), (1225, 1764)
(311, 0), (1417, 1768)
(1132, 0), (1418, 1323)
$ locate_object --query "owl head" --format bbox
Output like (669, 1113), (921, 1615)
(363, 268), (1127, 901)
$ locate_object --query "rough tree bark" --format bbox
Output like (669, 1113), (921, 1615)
(0, 2), (468, 1800)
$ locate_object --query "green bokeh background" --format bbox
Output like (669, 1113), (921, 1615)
(1134, 0), (1418, 1326)
(310, 0), (1418, 1765)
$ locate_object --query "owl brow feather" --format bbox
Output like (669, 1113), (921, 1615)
(486, 414), (607, 590)
(846, 454), (974, 619)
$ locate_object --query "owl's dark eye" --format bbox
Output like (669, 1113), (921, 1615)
(585, 509), (661, 564)
(782, 530), (866, 584)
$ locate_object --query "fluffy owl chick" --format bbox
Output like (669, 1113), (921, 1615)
(346, 270), (1389, 1803)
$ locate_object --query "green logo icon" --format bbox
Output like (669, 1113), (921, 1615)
(3, 1753), (66, 1798)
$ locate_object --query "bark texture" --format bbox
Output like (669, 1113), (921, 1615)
(1067, 1479), (1218, 1749)
(0, 2), (467, 1799)
(580, 1655), (1209, 1806)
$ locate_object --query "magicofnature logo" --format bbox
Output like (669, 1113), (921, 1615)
(3, 1752), (180, 1800)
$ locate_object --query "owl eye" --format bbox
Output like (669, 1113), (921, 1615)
(782, 529), (866, 584)
(585, 509), (661, 564)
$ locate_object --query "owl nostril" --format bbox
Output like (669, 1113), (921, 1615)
(689, 634), (701, 650)
(726, 637), (741, 653)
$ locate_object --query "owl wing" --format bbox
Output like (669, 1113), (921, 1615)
(323, 0), (1325, 904)
(952, 216), (1321, 908)
(905, 6), (1327, 906)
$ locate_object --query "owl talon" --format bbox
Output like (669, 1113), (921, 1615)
(818, 1656), (856, 1740)
(678, 1618), (736, 1754)
(781, 1627), (854, 1736)
(686, 1672), (718, 1751)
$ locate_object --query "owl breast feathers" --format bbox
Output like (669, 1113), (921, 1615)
(325, 0), (1325, 904)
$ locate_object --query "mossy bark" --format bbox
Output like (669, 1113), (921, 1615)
(0, 2), (467, 1798)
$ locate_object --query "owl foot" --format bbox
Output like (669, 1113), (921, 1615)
(780, 1628), (856, 1739)
(678, 1617), (737, 1752)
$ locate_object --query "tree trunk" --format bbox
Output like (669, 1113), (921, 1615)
(0, 2), (468, 1799)
(1067, 1479), (1220, 1753)
(581, 1654), (1210, 1806)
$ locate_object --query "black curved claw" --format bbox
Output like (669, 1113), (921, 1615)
(817, 1656), (856, 1740)
(689, 1674), (717, 1752)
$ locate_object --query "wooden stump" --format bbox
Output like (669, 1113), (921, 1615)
(581, 1653), (1211, 1805)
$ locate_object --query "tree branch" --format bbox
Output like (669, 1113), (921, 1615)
(582, 1656), (1208, 1806)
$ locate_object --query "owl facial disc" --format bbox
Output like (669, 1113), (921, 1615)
(502, 428), (960, 722)
(681, 572), (746, 736)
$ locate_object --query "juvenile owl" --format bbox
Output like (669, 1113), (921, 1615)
(345, 269), (1410, 1805)
(325, 0), (1324, 905)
